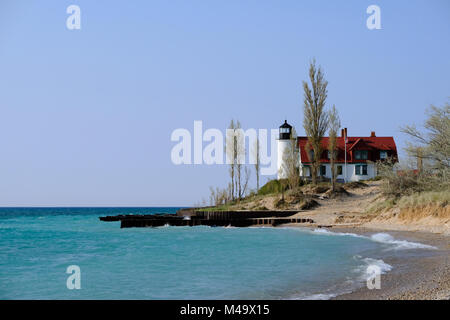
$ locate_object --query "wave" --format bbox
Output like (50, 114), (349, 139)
(369, 233), (436, 250)
(310, 228), (365, 239)
(301, 292), (339, 300)
(299, 256), (393, 300)
(354, 256), (393, 279)
(310, 228), (436, 250)
(287, 228), (436, 300)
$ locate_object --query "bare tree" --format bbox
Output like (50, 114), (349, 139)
(228, 182), (234, 201)
(241, 166), (251, 198)
(377, 157), (419, 197)
(226, 120), (247, 200)
(253, 137), (261, 192)
(209, 185), (232, 206)
(302, 59), (329, 185)
(280, 127), (300, 190)
(377, 102), (450, 197)
(328, 105), (341, 191)
(235, 121), (246, 200)
(226, 120), (237, 200)
(401, 103), (450, 171)
(209, 186), (215, 206)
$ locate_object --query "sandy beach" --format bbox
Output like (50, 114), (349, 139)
(279, 225), (450, 300)
(328, 228), (450, 300)
(269, 181), (450, 300)
(224, 180), (449, 299)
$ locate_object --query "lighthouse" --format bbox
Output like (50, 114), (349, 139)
(277, 120), (293, 180)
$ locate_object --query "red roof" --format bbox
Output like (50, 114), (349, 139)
(297, 135), (397, 164)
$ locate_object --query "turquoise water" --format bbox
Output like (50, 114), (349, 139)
(0, 207), (408, 299)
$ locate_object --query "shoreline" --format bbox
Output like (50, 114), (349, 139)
(100, 204), (449, 300)
(283, 224), (450, 300)
(334, 228), (449, 300)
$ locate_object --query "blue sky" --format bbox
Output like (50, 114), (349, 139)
(0, 0), (449, 206)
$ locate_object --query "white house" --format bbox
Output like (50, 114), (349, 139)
(277, 121), (398, 182)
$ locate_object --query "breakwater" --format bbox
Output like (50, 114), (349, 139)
(99, 210), (314, 228)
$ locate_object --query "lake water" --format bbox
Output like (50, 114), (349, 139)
(0, 207), (432, 299)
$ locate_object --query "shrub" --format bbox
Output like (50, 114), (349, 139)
(378, 158), (449, 197)
(282, 188), (304, 205)
(258, 179), (289, 195)
(379, 102), (450, 198)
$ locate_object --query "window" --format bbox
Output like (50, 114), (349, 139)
(355, 165), (368, 175)
(327, 150), (336, 159)
(280, 128), (290, 133)
(302, 167), (311, 177)
(380, 151), (387, 159)
(320, 165), (326, 176)
(301, 167), (307, 177)
(337, 165), (343, 175)
(355, 150), (368, 160)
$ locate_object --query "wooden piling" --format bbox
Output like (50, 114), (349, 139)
(100, 210), (314, 228)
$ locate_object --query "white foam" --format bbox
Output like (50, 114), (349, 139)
(369, 233), (436, 250)
(301, 292), (338, 300)
(297, 256), (393, 300)
(309, 229), (436, 250)
(290, 229), (436, 300)
(155, 223), (171, 228)
(361, 257), (392, 274)
(312, 228), (365, 238)
(351, 256), (393, 285)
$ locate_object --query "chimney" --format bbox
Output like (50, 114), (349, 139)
(344, 128), (347, 138)
(341, 129), (345, 137)
(370, 131), (376, 137)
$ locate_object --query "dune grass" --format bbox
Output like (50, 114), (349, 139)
(397, 190), (449, 209)
(367, 189), (450, 217)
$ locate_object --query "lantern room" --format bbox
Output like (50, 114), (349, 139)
(279, 120), (292, 140)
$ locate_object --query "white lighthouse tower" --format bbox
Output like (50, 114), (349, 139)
(277, 120), (293, 180)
